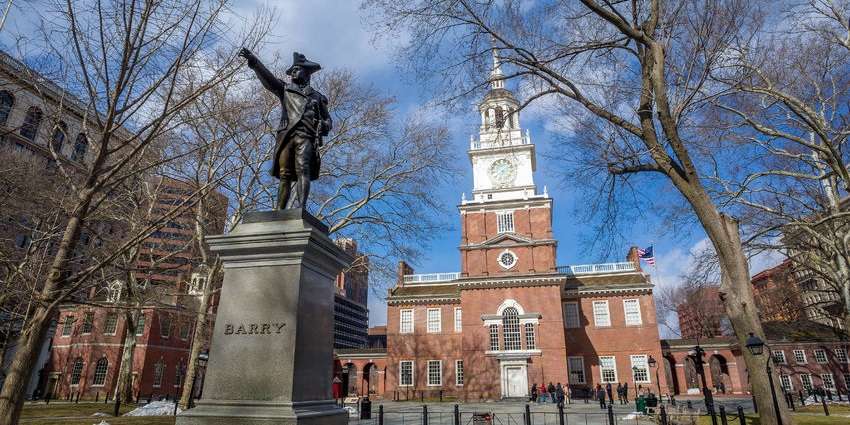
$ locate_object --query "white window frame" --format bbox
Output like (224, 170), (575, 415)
(135, 314), (146, 336)
(456, 360), (464, 386)
(821, 373), (836, 390)
(524, 323), (536, 350)
(780, 374), (793, 391)
(772, 350), (786, 364)
(814, 349), (828, 364)
(496, 211), (515, 234)
(91, 358), (109, 387)
(399, 361), (414, 386)
(104, 313), (118, 335)
(630, 355), (650, 384)
(153, 361), (165, 388)
(599, 356), (618, 383)
(793, 349), (807, 364)
(592, 301), (611, 327)
(81, 312), (94, 334)
(427, 360), (442, 386)
(400, 309), (414, 334)
(564, 302), (580, 329)
(488, 324), (499, 351)
(800, 373), (813, 391)
(834, 348), (848, 364)
(62, 316), (75, 337)
(623, 299), (642, 326)
(454, 308), (462, 333)
(427, 308), (441, 333)
(568, 356), (586, 384)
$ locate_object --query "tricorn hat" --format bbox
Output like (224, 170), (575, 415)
(286, 51), (321, 76)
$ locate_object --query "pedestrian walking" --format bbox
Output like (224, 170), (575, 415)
(556, 383), (564, 405)
(616, 383), (624, 404)
(548, 382), (556, 404)
(596, 384), (606, 409)
(623, 382), (629, 404)
(531, 383), (538, 402)
(605, 383), (613, 405)
(538, 383), (548, 403)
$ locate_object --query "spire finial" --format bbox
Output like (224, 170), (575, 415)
(490, 44), (504, 90)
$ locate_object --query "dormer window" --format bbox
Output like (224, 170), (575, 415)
(496, 211), (514, 233)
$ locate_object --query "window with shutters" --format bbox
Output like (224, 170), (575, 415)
(70, 358), (84, 385)
(564, 302), (580, 328)
(489, 324), (499, 351)
(92, 358), (108, 386)
(599, 356), (617, 383)
(427, 308), (441, 333)
(456, 360), (464, 386)
(623, 299), (642, 326)
(428, 360), (442, 386)
(502, 307), (521, 350)
(399, 361), (414, 386)
(400, 309), (414, 334)
(496, 211), (514, 233)
(592, 301), (611, 327)
(568, 357), (586, 384)
(524, 323), (536, 350)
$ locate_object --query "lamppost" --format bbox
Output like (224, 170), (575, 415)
(689, 345), (717, 425)
(648, 355), (662, 397)
(188, 350), (209, 409)
(745, 333), (783, 425)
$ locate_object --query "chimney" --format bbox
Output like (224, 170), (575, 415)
(396, 260), (414, 287)
(627, 246), (642, 271)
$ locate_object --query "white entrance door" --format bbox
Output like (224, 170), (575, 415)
(505, 366), (527, 397)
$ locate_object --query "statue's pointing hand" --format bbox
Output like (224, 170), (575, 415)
(239, 48), (256, 64)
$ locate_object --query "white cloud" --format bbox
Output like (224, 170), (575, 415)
(227, 0), (396, 74)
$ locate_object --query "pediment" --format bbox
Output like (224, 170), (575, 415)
(478, 233), (533, 246)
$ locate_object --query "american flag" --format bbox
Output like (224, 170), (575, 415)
(637, 246), (656, 266)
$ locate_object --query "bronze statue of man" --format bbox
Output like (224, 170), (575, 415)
(239, 49), (332, 210)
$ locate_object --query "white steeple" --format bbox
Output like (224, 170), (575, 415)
(490, 48), (505, 90)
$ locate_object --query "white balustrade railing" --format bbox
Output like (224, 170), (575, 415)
(469, 135), (531, 150)
(403, 272), (460, 284)
(557, 262), (636, 276)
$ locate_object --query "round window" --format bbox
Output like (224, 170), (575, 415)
(498, 250), (517, 269)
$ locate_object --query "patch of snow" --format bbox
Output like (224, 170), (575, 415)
(91, 412), (109, 417)
(93, 421), (110, 425)
(124, 400), (181, 416)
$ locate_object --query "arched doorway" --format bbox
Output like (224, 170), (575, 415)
(363, 363), (379, 395)
(342, 363), (357, 396)
(709, 355), (729, 393)
(664, 356), (680, 395)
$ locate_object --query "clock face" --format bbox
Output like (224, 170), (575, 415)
(488, 158), (517, 187)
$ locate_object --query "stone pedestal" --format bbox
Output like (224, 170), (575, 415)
(177, 210), (351, 425)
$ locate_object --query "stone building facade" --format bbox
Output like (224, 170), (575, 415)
(376, 55), (667, 401)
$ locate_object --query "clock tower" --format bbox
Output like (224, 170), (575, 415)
(459, 51), (556, 278)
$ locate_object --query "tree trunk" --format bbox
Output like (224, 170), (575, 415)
(0, 306), (53, 425)
(114, 309), (139, 402)
(178, 285), (210, 409)
(712, 214), (791, 425)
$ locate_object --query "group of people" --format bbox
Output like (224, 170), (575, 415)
(594, 383), (637, 408)
(530, 382), (566, 404)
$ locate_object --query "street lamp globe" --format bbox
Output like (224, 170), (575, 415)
(648, 355), (657, 368)
(198, 349), (210, 366)
(745, 333), (765, 356)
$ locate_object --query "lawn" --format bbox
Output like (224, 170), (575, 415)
(795, 404), (850, 414)
(19, 402), (176, 425)
(689, 413), (850, 425)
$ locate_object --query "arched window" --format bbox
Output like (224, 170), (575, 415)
(20, 107), (42, 141)
(0, 90), (14, 126)
(51, 121), (68, 154)
(72, 133), (88, 162)
(153, 360), (165, 387)
(495, 106), (505, 128)
(70, 358), (84, 385)
(92, 358), (108, 386)
(502, 307), (521, 350)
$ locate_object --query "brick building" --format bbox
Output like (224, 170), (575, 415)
(372, 56), (667, 401)
(676, 287), (731, 340)
(44, 177), (228, 401)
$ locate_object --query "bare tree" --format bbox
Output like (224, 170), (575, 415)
(362, 1), (789, 422)
(0, 1), (272, 422)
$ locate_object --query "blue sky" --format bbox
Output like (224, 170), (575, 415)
(1, 0), (783, 335)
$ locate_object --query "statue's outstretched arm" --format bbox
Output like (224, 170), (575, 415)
(240, 48), (285, 94)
